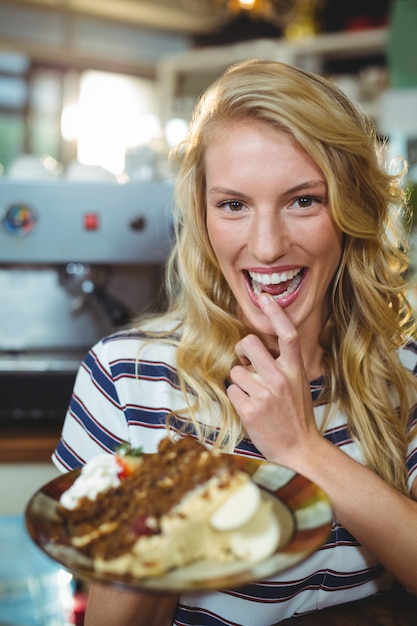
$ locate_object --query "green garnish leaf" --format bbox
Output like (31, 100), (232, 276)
(115, 442), (144, 458)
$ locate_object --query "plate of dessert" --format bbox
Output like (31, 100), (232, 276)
(25, 436), (333, 593)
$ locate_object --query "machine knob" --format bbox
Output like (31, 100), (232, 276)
(1, 203), (36, 236)
(129, 215), (146, 232)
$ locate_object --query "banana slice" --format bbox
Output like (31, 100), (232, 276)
(230, 504), (281, 561)
(210, 480), (261, 531)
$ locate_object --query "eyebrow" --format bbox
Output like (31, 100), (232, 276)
(207, 186), (245, 197)
(207, 179), (327, 197)
(285, 179), (327, 194)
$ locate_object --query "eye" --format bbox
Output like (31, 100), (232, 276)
(294, 195), (323, 209)
(219, 200), (247, 213)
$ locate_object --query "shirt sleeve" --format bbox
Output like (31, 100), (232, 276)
(52, 338), (130, 472)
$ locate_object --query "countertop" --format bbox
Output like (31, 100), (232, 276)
(0, 420), (63, 463)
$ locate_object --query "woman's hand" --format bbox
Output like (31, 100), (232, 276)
(226, 293), (321, 468)
(227, 297), (417, 595)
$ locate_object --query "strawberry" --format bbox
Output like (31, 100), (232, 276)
(115, 443), (143, 479)
(115, 455), (142, 480)
(131, 515), (155, 538)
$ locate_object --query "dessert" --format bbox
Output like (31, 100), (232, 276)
(58, 436), (280, 578)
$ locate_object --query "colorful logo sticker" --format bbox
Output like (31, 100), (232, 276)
(1, 204), (37, 236)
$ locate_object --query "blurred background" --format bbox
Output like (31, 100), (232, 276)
(0, 0), (398, 178)
(0, 1), (417, 624)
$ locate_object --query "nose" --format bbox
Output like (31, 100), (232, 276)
(248, 211), (288, 263)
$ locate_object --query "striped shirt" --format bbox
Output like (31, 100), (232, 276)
(52, 329), (417, 625)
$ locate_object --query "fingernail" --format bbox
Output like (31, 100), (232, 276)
(259, 293), (273, 306)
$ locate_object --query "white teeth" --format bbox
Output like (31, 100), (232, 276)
(248, 268), (300, 285)
(249, 269), (303, 300)
(252, 282), (263, 297)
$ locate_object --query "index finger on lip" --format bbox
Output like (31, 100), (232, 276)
(258, 293), (300, 356)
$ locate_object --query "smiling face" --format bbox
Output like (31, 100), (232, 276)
(205, 119), (342, 354)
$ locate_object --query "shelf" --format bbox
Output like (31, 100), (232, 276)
(157, 27), (388, 125)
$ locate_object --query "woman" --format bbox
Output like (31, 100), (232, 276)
(53, 60), (417, 625)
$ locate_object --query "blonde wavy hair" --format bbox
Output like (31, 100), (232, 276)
(143, 59), (417, 494)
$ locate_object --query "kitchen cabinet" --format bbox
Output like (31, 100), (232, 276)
(157, 27), (388, 128)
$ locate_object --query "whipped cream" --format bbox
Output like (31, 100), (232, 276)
(60, 454), (121, 510)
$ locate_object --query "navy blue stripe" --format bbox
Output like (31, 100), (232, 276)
(126, 406), (170, 427)
(53, 439), (85, 470)
(83, 350), (121, 404)
(324, 425), (352, 446)
(406, 338), (417, 352)
(310, 375), (326, 402)
(407, 447), (417, 476)
(321, 566), (384, 591)
(110, 358), (181, 389)
(225, 572), (330, 602)
(409, 405), (417, 429)
(322, 524), (360, 549)
(102, 329), (182, 344)
(224, 564), (382, 604)
(175, 603), (241, 626)
(69, 395), (126, 452)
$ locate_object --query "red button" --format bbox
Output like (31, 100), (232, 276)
(84, 213), (99, 230)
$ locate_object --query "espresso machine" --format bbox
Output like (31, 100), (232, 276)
(0, 179), (174, 424)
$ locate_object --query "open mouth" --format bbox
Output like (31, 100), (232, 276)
(246, 268), (305, 300)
